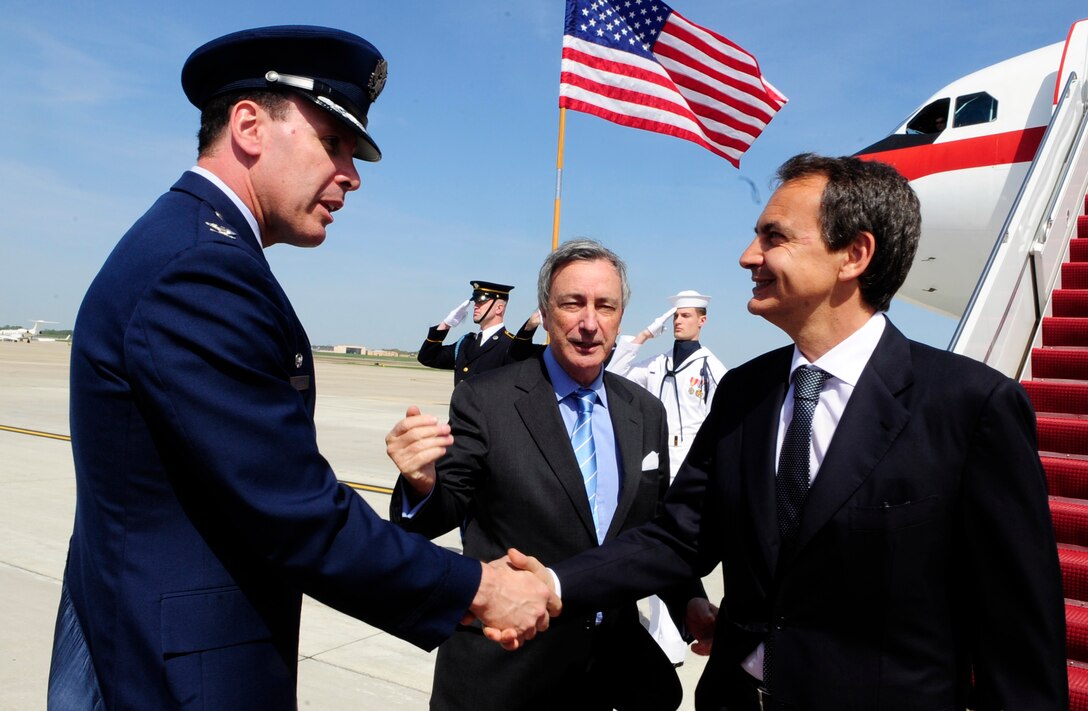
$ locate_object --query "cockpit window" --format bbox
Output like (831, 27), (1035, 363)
(905, 98), (950, 135)
(953, 92), (998, 127)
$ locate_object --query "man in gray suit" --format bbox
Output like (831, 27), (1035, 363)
(386, 239), (684, 711)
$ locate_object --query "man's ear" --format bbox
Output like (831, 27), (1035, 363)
(229, 99), (263, 158)
(840, 231), (875, 282)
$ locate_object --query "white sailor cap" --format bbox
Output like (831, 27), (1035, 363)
(667, 290), (711, 308)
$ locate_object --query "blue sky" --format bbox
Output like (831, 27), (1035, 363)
(2, 1), (1085, 365)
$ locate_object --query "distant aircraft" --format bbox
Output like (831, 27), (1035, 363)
(854, 20), (1088, 318)
(0, 320), (57, 343)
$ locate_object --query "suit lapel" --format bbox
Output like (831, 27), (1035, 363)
(513, 358), (599, 542)
(602, 373), (646, 541)
(791, 324), (914, 555)
(744, 350), (792, 578)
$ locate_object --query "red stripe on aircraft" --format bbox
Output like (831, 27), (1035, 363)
(857, 126), (1046, 181)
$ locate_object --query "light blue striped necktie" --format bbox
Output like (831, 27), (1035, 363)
(571, 388), (601, 541)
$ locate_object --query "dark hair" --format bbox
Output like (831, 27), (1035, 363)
(537, 239), (630, 311)
(776, 153), (920, 312)
(196, 90), (292, 156)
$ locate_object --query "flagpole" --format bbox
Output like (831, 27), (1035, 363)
(551, 107), (567, 252)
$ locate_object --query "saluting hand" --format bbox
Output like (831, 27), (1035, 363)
(644, 307), (677, 339)
(441, 299), (472, 329)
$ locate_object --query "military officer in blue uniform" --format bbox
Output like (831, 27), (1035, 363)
(418, 280), (540, 385)
(47, 26), (554, 711)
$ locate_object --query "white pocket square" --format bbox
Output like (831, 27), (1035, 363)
(641, 451), (659, 470)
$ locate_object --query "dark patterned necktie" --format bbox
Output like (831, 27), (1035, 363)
(766, 365), (831, 690)
(775, 366), (831, 539)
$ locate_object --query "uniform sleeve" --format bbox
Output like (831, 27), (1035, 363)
(961, 378), (1067, 708)
(126, 242), (480, 650)
(505, 320), (540, 363)
(418, 325), (456, 369)
(606, 337), (656, 390)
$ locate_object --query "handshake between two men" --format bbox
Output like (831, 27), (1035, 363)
(386, 405), (560, 651)
(387, 402), (718, 653)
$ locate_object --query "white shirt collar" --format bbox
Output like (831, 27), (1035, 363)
(479, 322), (505, 342)
(789, 313), (886, 387)
(189, 166), (262, 248)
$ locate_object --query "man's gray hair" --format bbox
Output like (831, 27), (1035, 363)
(537, 239), (630, 311)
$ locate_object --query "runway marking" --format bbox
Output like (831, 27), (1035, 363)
(344, 481), (395, 496)
(1, 424), (396, 496)
(0, 424), (70, 441)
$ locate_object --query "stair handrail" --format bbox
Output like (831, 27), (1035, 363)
(949, 65), (1088, 376)
(1028, 86), (1088, 341)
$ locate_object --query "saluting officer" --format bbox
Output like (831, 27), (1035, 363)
(418, 280), (539, 385)
(608, 290), (727, 478)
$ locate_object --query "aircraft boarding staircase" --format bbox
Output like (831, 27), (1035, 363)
(949, 30), (1088, 707)
(1031, 212), (1088, 705)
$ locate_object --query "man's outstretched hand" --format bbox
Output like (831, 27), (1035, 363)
(467, 549), (561, 651)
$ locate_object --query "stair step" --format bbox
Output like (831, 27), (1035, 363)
(1073, 239), (1088, 263)
(1065, 263), (1088, 290)
(1043, 318), (1088, 347)
(1048, 496), (1088, 546)
(1055, 290), (1088, 317)
(1038, 415), (1088, 456)
(1025, 380), (1088, 415)
(1030, 349), (1088, 381)
(1044, 454), (1088, 499)
(1059, 543), (1088, 600)
(1070, 600), (1088, 663)
(1072, 660), (1088, 711)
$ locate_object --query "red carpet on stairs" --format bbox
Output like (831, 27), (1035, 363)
(1026, 196), (1088, 709)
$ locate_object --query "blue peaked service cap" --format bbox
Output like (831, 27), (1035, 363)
(181, 25), (388, 161)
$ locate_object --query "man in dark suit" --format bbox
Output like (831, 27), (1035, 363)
(530, 154), (1068, 710)
(387, 240), (683, 710)
(48, 26), (554, 711)
(418, 280), (540, 385)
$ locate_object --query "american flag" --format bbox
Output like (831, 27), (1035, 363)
(560, 0), (787, 167)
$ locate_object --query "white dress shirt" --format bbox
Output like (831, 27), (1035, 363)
(742, 313), (887, 680)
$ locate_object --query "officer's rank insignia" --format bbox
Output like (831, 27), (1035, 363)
(295, 353), (304, 368)
(205, 221), (237, 238)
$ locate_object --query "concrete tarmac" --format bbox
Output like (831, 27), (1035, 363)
(0, 341), (718, 710)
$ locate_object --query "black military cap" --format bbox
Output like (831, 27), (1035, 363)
(181, 25), (388, 161)
(470, 281), (514, 303)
